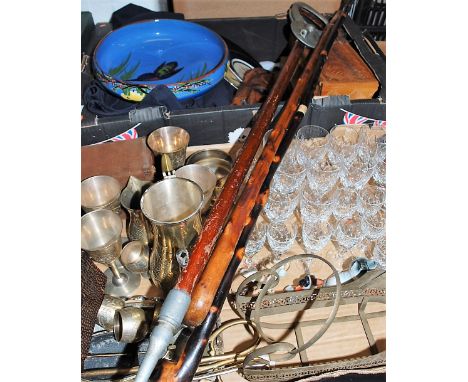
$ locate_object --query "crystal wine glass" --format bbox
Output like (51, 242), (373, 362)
(328, 124), (360, 166)
(306, 152), (341, 196)
(373, 236), (386, 269)
(370, 125), (386, 164)
(334, 214), (364, 270)
(363, 207), (386, 240)
(301, 220), (333, 274)
(357, 185), (386, 217)
(240, 221), (267, 277)
(266, 221), (298, 277)
(300, 184), (335, 223)
(295, 125), (330, 168)
(340, 154), (377, 190)
(333, 185), (358, 220)
(271, 152), (307, 194)
(373, 159), (386, 187)
(264, 188), (300, 223)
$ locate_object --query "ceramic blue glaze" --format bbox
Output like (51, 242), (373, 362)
(93, 19), (229, 102)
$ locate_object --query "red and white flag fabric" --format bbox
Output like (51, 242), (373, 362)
(90, 123), (142, 145)
(108, 126), (139, 142)
(341, 109), (386, 128)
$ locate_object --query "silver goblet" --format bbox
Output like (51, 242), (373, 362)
(81, 209), (141, 297)
(81, 175), (122, 213)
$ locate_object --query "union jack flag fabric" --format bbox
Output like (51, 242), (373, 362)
(373, 119), (387, 127)
(342, 110), (371, 125)
(109, 126), (139, 142)
(340, 109), (386, 127)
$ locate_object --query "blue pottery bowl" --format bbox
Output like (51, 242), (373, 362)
(93, 19), (229, 102)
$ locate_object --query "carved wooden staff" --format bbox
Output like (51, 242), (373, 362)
(158, 5), (350, 381)
(134, 41), (304, 382)
(184, 8), (348, 329)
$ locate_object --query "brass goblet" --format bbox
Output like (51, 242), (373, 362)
(81, 175), (122, 213)
(147, 126), (190, 177)
(141, 178), (204, 295)
(120, 240), (150, 279)
(175, 164), (217, 214)
(120, 176), (153, 245)
(81, 209), (141, 297)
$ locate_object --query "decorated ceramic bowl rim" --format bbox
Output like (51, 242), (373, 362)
(93, 19), (229, 88)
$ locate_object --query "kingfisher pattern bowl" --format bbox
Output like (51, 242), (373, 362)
(93, 19), (229, 102)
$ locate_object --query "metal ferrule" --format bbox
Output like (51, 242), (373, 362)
(324, 257), (377, 286)
(135, 289), (191, 382)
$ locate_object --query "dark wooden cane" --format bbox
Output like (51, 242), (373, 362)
(184, 6), (349, 328)
(160, 8), (350, 381)
(175, 41), (304, 296)
(157, 6), (350, 381)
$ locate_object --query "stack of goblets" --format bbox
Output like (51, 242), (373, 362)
(240, 124), (386, 278)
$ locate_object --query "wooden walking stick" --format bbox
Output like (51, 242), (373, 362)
(184, 5), (349, 329)
(135, 40), (304, 382)
(135, 2), (350, 380)
(158, 3), (350, 381)
(177, 40), (303, 295)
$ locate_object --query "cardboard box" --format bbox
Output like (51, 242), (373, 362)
(173, 0), (341, 19)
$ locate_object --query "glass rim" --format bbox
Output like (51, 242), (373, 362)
(295, 124), (329, 139)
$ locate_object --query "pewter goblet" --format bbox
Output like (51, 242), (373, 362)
(147, 126), (190, 177)
(81, 209), (141, 297)
(114, 306), (149, 343)
(81, 175), (122, 213)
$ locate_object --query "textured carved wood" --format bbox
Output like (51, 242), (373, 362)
(316, 37), (379, 100)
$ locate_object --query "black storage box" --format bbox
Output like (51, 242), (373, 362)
(81, 14), (385, 146)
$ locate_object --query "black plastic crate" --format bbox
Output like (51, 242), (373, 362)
(350, 0), (386, 41)
(81, 14), (385, 146)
